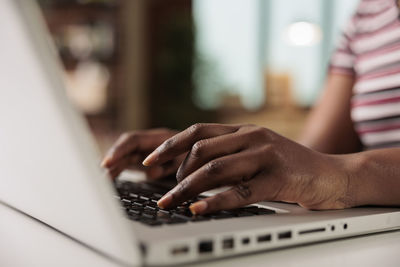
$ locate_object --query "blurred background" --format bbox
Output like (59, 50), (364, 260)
(37, 0), (359, 153)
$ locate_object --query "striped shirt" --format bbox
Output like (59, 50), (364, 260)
(330, 0), (400, 149)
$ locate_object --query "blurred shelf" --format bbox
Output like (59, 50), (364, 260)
(218, 107), (310, 140)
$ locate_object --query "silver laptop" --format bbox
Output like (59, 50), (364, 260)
(1, 0), (399, 266)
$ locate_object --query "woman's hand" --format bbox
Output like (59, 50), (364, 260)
(142, 123), (354, 215)
(102, 128), (185, 180)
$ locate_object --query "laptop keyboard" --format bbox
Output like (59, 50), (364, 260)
(115, 181), (275, 227)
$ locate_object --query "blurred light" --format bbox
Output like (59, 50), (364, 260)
(285, 21), (322, 46)
(65, 25), (93, 59)
(64, 61), (110, 114)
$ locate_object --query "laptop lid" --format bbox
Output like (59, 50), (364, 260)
(0, 1), (140, 265)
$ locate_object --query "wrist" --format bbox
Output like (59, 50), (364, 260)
(314, 153), (360, 209)
(338, 152), (376, 208)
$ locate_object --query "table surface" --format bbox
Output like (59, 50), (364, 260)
(1, 202), (400, 267)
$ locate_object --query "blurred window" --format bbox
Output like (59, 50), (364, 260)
(193, 0), (359, 109)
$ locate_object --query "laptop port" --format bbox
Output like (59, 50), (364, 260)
(343, 223), (348, 230)
(242, 237), (250, 245)
(257, 234), (271, 243)
(198, 240), (213, 254)
(171, 245), (189, 256)
(278, 231), (292, 240)
(298, 228), (326, 235)
(222, 238), (234, 250)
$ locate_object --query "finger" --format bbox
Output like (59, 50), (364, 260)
(102, 129), (170, 167)
(157, 149), (265, 209)
(143, 123), (238, 166)
(145, 160), (179, 180)
(189, 181), (258, 215)
(108, 155), (143, 179)
(176, 131), (249, 182)
(105, 152), (142, 170)
(108, 164), (125, 179)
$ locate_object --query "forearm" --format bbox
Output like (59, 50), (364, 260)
(298, 73), (361, 154)
(341, 148), (400, 207)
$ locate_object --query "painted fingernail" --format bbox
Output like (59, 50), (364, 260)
(157, 193), (173, 209)
(101, 158), (110, 167)
(142, 151), (158, 166)
(189, 201), (208, 215)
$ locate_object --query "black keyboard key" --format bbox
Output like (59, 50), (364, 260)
(117, 181), (276, 226)
(140, 196), (150, 201)
(144, 205), (157, 212)
(175, 210), (193, 217)
(156, 210), (171, 219)
(128, 214), (141, 221)
(145, 201), (158, 207)
(142, 212), (156, 219)
(150, 199), (159, 205)
(132, 202), (144, 208)
(152, 193), (163, 199)
(121, 198), (131, 203)
(128, 209), (141, 216)
(134, 198), (148, 204)
(129, 193), (139, 199)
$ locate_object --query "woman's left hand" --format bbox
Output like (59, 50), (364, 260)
(143, 123), (353, 215)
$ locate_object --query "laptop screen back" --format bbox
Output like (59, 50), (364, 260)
(0, 1), (140, 265)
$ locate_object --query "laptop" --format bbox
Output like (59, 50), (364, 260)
(0, 0), (399, 266)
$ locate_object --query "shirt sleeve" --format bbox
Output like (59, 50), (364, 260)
(328, 15), (358, 76)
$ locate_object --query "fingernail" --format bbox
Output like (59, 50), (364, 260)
(157, 193), (172, 209)
(189, 201), (208, 215)
(101, 158), (109, 167)
(142, 151), (158, 166)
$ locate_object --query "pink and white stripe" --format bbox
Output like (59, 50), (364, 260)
(360, 128), (400, 146)
(355, 46), (400, 74)
(352, 101), (400, 122)
(330, 0), (400, 149)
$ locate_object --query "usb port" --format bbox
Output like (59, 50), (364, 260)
(222, 238), (234, 250)
(171, 246), (189, 256)
(257, 234), (271, 243)
(198, 240), (213, 254)
(278, 231), (292, 240)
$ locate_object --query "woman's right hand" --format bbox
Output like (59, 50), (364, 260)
(101, 128), (182, 180)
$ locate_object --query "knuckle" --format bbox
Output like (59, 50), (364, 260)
(191, 140), (207, 158)
(212, 193), (223, 203)
(249, 126), (270, 140)
(209, 194), (224, 209)
(242, 123), (256, 129)
(188, 123), (205, 136)
(258, 144), (278, 162)
(162, 138), (175, 150)
(120, 132), (132, 141)
(122, 131), (140, 143)
(205, 160), (223, 176)
(233, 182), (252, 201)
(176, 166), (185, 182)
(260, 144), (273, 154)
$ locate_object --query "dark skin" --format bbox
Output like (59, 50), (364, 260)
(102, 73), (400, 215)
